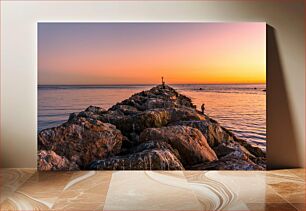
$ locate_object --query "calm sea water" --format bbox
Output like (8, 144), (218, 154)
(38, 84), (266, 151)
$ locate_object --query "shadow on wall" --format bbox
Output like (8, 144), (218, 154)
(267, 25), (300, 169)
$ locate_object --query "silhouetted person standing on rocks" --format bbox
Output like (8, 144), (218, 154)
(161, 76), (165, 89)
(201, 103), (205, 114)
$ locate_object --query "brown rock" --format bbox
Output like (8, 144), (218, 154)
(88, 148), (184, 170)
(68, 105), (107, 122)
(38, 117), (124, 168)
(169, 107), (205, 122)
(100, 107), (204, 141)
(100, 109), (171, 142)
(235, 138), (266, 158)
(85, 105), (107, 114)
(145, 98), (173, 109)
(139, 126), (217, 166)
(213, 141), (256, 158)
(191, 151), (265, 170)
(109, 84), (196, 112)
(170, 120), (233, 147)
(109, 104), (139, 115)
(211, 135), (266, 169)
(38, 150), (79, 171)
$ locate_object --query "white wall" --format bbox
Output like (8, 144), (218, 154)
(1, 0), (304, 168)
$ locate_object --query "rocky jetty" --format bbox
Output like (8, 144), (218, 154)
(38, 84), (266, 170)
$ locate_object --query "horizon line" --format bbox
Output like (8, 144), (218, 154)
(38, 82), (266, 86)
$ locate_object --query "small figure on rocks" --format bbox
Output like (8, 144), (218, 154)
(201, 103), (205, 114)
(161, 76), (165, 89)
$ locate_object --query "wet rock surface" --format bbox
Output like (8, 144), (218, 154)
(38, 84), (266, 170)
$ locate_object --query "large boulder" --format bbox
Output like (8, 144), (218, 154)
(85, 105), (107, 115)
(168, 107), (205, 122)
(99, 109), (171, 143)
(130, 140), (180, 158)
(170, 119), (233, 147)
(98, 107), (205, 141)
(145, 98), (174, 110)
(88, 148), (184, 170)
(139, 126), (217, 166)
(172, 119), (266, 159)
(235, 138), (266, 158)
(109, 104), (139, 115)
(191, 150), (265, 170)
(190, 127), (266, 170)
(38, 117), (124, 168)
(68, 105), (107, 122)
(38, 150), (79, 171)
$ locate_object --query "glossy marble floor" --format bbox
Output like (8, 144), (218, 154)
(0, 169), (304, 211)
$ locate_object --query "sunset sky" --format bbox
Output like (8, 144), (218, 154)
(38, 23), (266, 85)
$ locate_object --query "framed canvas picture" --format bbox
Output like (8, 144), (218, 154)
(37, 22), (266, 171)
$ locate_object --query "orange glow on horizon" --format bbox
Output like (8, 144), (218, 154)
(38, 23), (266, 85)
